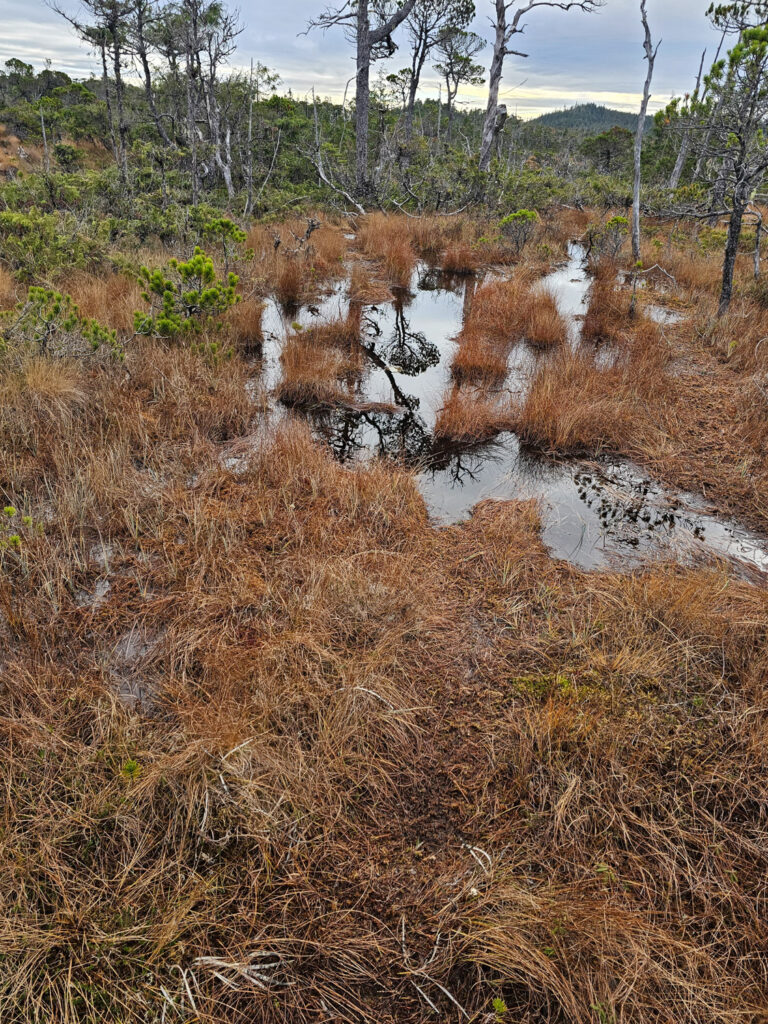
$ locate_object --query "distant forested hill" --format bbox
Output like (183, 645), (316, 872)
(527, 102), (652, 134)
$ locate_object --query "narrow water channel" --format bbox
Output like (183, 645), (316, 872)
(258, 247), (768, 576)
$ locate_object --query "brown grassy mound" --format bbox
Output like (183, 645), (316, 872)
(275, 316), (362, 409)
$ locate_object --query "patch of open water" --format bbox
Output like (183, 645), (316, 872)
(256, 246), (768, 577)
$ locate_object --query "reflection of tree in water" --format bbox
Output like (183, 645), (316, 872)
(363, 298), (440, 380)
(417, 266), (469, 295)
(311, 406), (433, 465)
(426, 437), (509, 486)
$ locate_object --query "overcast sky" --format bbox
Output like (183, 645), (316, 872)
(2, 0), (720, 119)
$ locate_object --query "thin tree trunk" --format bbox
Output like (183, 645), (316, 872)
(354, 0), (372, 195)
(719, 195), (747, 315)
(40, 105), (49, 173)
(135, 1), (173, 147)
(669, 48), (705, 190)
(354, 0), (372, 196)
(446, 84), (457, 143)
(352, 0), (417, 197)
(244, 59), (255, 216)
(632, 0), (658, 264)
(110, 32), (130, 182)
(404, 41), (427, 143)
(693, 29), (727, 182)
(754, 212), (763, 280)
(100, 40), (119, 167)
(186, 47), (198, 204)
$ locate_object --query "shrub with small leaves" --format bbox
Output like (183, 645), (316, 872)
(134, 247), (239, 340)
(1, 286), (122, 361)
(586, 215), (629, 261)
(499, 209), (539, 255)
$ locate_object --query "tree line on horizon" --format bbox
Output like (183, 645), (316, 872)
(0, 0), (767, 311)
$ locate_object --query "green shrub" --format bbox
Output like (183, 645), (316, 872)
(53, 142), (82, 171)
(499, 209), (539, 255)
(134, 247), (239, 342)
(585, 215), (629, 260)
(1, 286), (121, 361)
(0, 208), (103, 279)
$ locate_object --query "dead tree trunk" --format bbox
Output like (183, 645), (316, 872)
(669, 48), (705, 190)
(479, 0), (601, 173)
(632, 0), (659, 264)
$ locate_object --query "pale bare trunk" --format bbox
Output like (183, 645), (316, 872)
(632, 0), (658, 264)
(479, 1), (507, 172)
(355, 0), (371, 196)
(669, 49), (705, 190)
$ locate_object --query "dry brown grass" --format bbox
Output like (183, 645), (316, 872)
(272, 255), (305, 307)
(275, 317), (362, 408)
(515, 317), (667, 454)
(224, 295), (265, 353)
(699, 296), (768, 371)
(434, 385), (515, 443)
(524, 286), (568, 347)
(0, 263), (19, 309)
(347, 261), (392, 304)
(451, 329), (510, 385)
(406, 213), (467, 258)
(515, 348), (639, 452)
(245, 217), (350, 306)
(441, 241), (483, 276)
(541, 205), (591, 250)
(356, 213), (416, 289)
(67, 270), (145, 334)
(448, 273), (566, 393)
(2, 208), (768, 1024)
(0, 355), (87, 431)
(2, 377), (767, 1020)
(582, 261), (626, 342)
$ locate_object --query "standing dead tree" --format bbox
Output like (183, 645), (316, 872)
(632, 0), (660, 263)
(478, 0), (603, 172)
(308, 0), (419, 198)
(668, 47), (707, 190)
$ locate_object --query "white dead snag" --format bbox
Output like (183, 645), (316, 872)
(632, 0), (660, 264)
(478, 0), (603, 173)
(308, 0), (418, 197)
(668, 48), (705, 191)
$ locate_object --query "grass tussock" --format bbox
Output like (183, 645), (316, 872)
(347, 261), (392, 304)
(67, 270), (145, 334)
(524, 286), (568, 347)
(1, 355), (87, 429)
(275, 318), (362, 408)
(515, 318), (668, 454)
(451, 328), (511, 385)
(450, 274), (566, 387)
(0, 263), (19, 309)
(224, 295), (265, 353)
(246, 216), (350, 306)
(441, 241), (483, 276)
(467, 275), (567, 349)
(356, 212), (416, 289)
(582, 261), (626, 342)
(434, 385), (515, 443)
